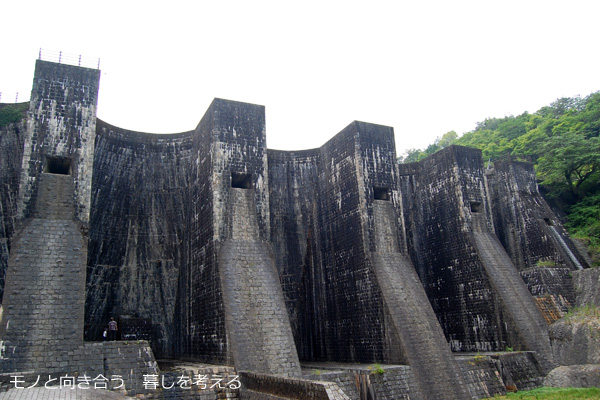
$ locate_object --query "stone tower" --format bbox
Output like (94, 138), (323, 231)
(17, 59), (99, 223)
(0, 59), (100, 374)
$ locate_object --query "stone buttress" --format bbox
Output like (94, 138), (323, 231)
(0, 60), (99, 373)
(399, 145), (554, 370)
(487, 160), (590, 323)
(185, 98), (302, 376)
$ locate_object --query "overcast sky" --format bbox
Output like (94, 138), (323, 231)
(1, 1), (599, 156)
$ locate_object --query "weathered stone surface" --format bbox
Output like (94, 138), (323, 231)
(267, 148), (320, 352)
(0, 116), (25, 302)
(521, 267), (574, 323)
(398, 146), (553, 363)
(573, 268), (600, 307)
(0, 173), (160, 392)
(492, 352), (545, 391)
(85, 121), (194, 358)
(487, 160), (590, 271)
(457, 356), (506, 399)
(471, 214), (554, 371)
(303, 352), (546, 400)
(549, 317), (600, 366)
(268, 123), (399, 364)
(219, 189), (301, 377)
(0, 174), (86, 374)
(372, 201), (470, 399)
(241, 371), (350, 400)
(543, 364), (600, 388)
(399, 147), (510, 352)
(17, 60), (100, 223)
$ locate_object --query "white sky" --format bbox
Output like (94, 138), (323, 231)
(1, 1), (599, 156)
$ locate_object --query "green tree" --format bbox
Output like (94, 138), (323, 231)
(399, 148), (427, 163)
(0, 103), (28, 128)
(537, 133), (600, 200)
(438, 131), (458, 148)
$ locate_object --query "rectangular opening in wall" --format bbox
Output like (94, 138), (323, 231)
(470, 201), (482, 213)
(231, 172), (252, 189)
(374, 186), (390, 201)
(43, 156), (72, 175)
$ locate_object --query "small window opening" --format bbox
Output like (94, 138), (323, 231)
(231, 172), (252, 189)
(374, 186), (390, 201)
(44, 156), (71, 175)
(470, 202), (482, 213)
(544, 217), (553, 226)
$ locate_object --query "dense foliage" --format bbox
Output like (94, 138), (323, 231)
(0, 102), (29, 128)
(400, 92), (600, 265)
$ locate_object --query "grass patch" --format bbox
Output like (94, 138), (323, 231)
(488, 386), (600, 399)
(565, 304), (600, 321)
(368, 363), (385, 375)
(490, 387), (600, 400)
(536, 260), (556, 267)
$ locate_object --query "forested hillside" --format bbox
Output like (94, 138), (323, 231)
(400, 92), (600, 266)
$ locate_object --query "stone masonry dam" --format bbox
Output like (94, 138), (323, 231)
(0, 57), (594, 399)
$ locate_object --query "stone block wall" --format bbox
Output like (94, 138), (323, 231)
(267, 123), (400, 364)
(371, 200), (470, 399)
(184, 99), (270, 364)
(0, 341), (160, 396)
(521, 267), (575, 322)
(267, 148), (320, 357)
(180, 100), (223, 362)
(398, 146), (555, 369)
(457, 356), (506, 399)
(305, 352), (545, 399)
(210, 99), (270, 242)
(219, 189), (301, 377)
(268, 122), (406, 364)
(487, 161), (589, 323)
(17, 60), (100, 223)
(85, 98), (282, 366)
(310, 367), (423, 400)
(354, 122), (406, 254)
(311, 123), (387, 362)
(487, 160), (590, 271)
(85, 121), (194, 358)
(0, 174), (86, 374)
(399, 145), (512, 352)
(82, 341), (159, 396)
(492, 352), (545, 391)
(240, 371), (349, 400)
(573, 268), (600, 307)
(0, 116), (25, 302)
(267, 123), (472, 398)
